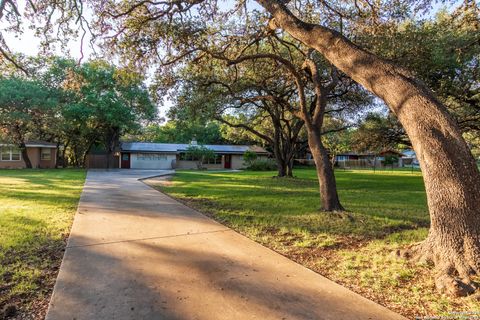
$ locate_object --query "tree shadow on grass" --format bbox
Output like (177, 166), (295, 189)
(0, 216), (69, 319)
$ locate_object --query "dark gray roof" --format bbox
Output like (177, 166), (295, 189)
(121, 142), (268, 154)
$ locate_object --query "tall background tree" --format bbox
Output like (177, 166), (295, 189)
(132, 120), (225, 144)
(0, 77), (59, 167)
(0, 57), (157, 168)
(62, 60), (156, 167)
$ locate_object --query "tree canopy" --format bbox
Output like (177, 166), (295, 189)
(0, 57), (156, 167)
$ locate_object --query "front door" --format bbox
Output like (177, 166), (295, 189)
(121, 153), (131, 169)
(224, 154), (232, 169)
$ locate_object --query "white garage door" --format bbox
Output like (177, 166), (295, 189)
(130, 153), (175, 169)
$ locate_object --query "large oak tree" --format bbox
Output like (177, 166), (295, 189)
(258, 0), (480, 295)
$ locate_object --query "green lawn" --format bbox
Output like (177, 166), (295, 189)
(0, 169), (85, 318)
(152, 168), (480, 318)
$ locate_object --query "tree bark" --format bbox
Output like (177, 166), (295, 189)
(286, 159), (294, 177)
(19, 142), (32, 168)
(104, 127), (120, 169)
(257, 0), (480, 295)
(302, 58), (344, 212)
(272, 124), (287, 177)
(276, 160), (287, 177)
(61, 140), (70, 168)
(307, 126), (343, 211)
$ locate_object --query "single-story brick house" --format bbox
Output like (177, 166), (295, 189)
(0, 141), (57, 169)
(116, 142), (269, 170)
(334, 150), (405, 168)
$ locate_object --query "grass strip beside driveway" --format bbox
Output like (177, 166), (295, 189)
(0, 169), (85, 319)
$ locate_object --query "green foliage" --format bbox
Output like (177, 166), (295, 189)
(185, 145), (215, 169)
(246, 159), (277, 171)
(219, 115), (266, 145)
(64, 60), (155, 137)
(62, 60), (155, 165)
(136, 120), (224, 144)
(243, 150), (258, 166)
(0, 76), (60, 166)
(242, 151), (276, 171)
(0, 77), (59, 143)
(0, 57), (157, 167)
(359, 5), (480, 143)
(383, 155), (399, 166)
(322, 118), (353, 161)
(352, 113), (409, 153)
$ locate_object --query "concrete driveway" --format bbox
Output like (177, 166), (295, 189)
(46, 169), (406, 320)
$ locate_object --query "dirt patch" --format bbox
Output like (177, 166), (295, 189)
(0, 237), (68, 320)
(143, 175), (174, 188)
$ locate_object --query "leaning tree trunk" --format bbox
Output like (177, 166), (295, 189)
(258, 0), (480, 295)
(19, 142), (32, 168)
(307, 125), (344, 211)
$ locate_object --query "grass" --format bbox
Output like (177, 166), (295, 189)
(152, 168), (480, 318)
(0, 169), (85, 318)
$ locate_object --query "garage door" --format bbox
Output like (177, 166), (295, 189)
(130, 153), (174, 169)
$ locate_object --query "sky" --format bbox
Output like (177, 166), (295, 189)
(0, 0), (459, 121)
(3, 1), (454, 60)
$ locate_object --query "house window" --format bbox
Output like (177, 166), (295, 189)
(41, 148), (51, 160)
(179, 153), (221, 164)
(138, 153), (167, 160)
(1, 147), (10, 161)
(204, 154), (222, 164)
(179, 153), (199, 161)
(0, 147), (21, 161)
(11, 148), (21, 161)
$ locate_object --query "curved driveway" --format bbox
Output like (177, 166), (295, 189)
(46, 169), (406, 320)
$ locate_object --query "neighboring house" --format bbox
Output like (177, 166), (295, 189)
(334, 150), (404, 168)
(0, 141), (57, 169)
(400, 149), (419, 167)
(86, 140), (269, 170)
(334, 151), (376, 167)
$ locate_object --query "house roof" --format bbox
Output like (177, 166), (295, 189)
(336, 151), (375, 156)
(25, 141), (57, 148)
(0, 140), (57, 148)
(336, 149), (405, 157)
(378, 150), (405, 157)
(121, 142), (269, 154)
(401, 149), (416, 158)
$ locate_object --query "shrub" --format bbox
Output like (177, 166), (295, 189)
(247, 159), (277, 171)
(243, 150), (258, 167)
(185, 145), (215, 170)
(383, 155), (399, 166)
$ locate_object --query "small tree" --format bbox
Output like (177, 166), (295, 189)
(383, 155), (399, 169)
(185, 145), (215, 170)
(243, 150), (258, 168)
